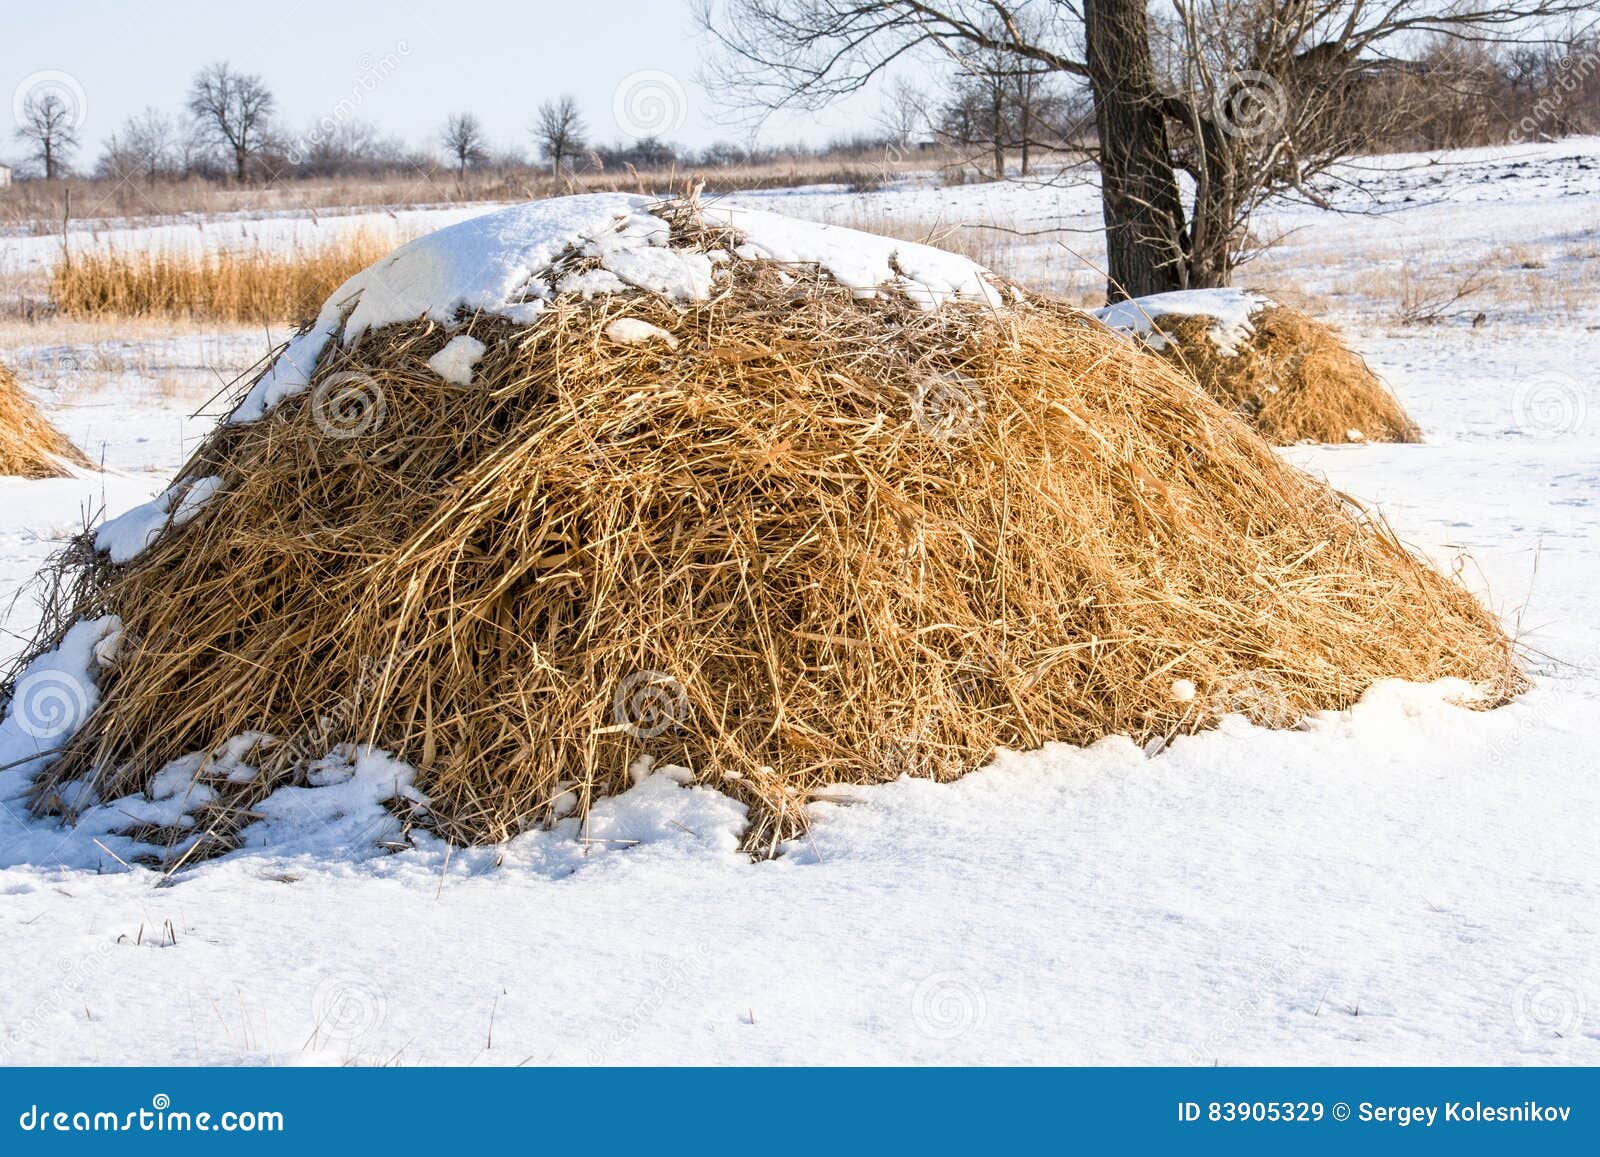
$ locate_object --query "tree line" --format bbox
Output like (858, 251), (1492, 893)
(7, 60), (862, 185)
(13, 34), (1595, 196)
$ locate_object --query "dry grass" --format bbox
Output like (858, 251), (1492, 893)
(13, 203), (1519, 861)
(49, 231), (397, 323)
(1143, 306), (1423, 445)
(0, 153), (968, 236)
(829, 209), (1024, 278)
(0, 359), (93, 477)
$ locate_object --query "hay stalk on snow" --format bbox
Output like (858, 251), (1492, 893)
(5, 197), (1518, 860)
(0, 360), (93, 478)
(1095, 291), (1423, 445)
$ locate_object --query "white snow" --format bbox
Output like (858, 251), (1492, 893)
(92, 474), (223, 563)
(226, 318), (340, 425)
(604, 318), (679, 348)
(0, 617), (120, 796)
(426, 335), (487, 385)
(709, 202), (1005, 309)
(0, 139), (1597, 1065)
(1093, 288), (1273, 356)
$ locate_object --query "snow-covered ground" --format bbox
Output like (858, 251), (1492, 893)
(0, 142), (1595, 1066)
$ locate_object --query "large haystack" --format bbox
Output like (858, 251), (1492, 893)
(0, 359), (93, 478)
(5, 196), (1515, 858)
(1094, 289), (1423, 445)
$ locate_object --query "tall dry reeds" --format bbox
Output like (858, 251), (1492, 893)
(49, 231), (396, 323)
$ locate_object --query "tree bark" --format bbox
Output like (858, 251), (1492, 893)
(1084, 0), (1190, 300)
(991, 87), (1005, 180)
(1185, 113), (1235, 289)
(1018, 78), (1032, 177)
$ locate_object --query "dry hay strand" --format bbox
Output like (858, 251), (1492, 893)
(1151, 305), (1423, 446)
(0, 359), (93, 478)
(12, 234), (1517, 859)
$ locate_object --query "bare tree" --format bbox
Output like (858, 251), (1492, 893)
(175, 115), (212, 179)
(698, 0), (1598, 300)
(876, 77), (929, 147)
(952, 39), (1019, 179)
(441, 112), (489, 177)
(187, 62), (277, 181)
(110, 107), (177, 181)
(13, 91), (80, 179)
(533, 96), (587, 175)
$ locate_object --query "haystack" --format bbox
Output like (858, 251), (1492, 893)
(4, 195), (1515, 859)
(1094, 289), (1423, 445)
(0, 359), (93, 477)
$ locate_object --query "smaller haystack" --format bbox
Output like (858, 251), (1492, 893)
(1094, 289), (1422, 445)
(0, 359), (93, 478)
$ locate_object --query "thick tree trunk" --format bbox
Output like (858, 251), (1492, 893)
(1084, 0), (1190, 300)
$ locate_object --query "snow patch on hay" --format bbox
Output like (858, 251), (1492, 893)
(604, 317), (678, 348)
(1095, 288), (1273, 356)
(426, 335), (487, 385)
(94, 474), (223, 563)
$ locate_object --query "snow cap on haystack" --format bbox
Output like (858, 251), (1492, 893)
(0, 359), (94, 479)
(1094, 289), (1423, 445)
(227, 194), (1006, 425)
(2, 194), (1514, 866)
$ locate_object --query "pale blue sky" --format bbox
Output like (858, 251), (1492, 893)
(3, 0), (885, 166)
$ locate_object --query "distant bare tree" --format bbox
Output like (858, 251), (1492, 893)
(175, 115), (212, 179)
(14, 91), (79, 179)
(441, 112), (489, 177)
(187, 62), (277, 181)
(533, 96), (588, 175)
(698, 0), (1599, 300)
(109, 107), (177, 181)
(876, 77), (929, 148)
